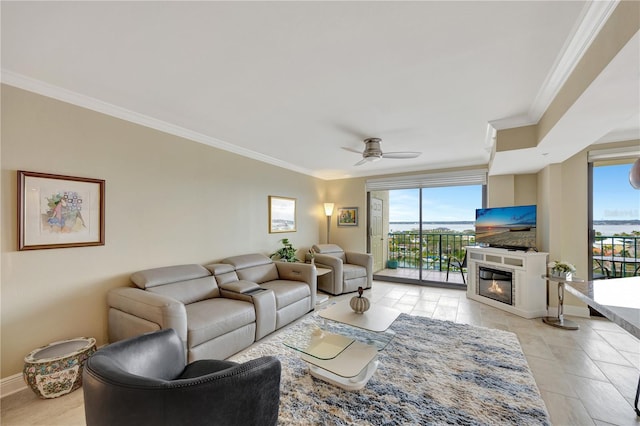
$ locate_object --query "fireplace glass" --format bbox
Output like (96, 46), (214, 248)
(477, 266), (513, 305)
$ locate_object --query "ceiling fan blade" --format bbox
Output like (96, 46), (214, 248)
(382, 152), (421, 159)
(342, 147), (363, 155)
(353, 158), (368, 166)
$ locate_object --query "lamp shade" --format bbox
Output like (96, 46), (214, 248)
(630, 158), (640, 189)
(324, 203), (334, 216)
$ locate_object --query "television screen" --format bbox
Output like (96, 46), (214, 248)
(475, 205), (537, 250)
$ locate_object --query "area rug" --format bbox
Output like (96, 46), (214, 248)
(230, 313), (550, 425)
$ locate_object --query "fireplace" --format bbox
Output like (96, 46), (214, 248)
(477, 266), (513, 305)
(466, 247), (548, 318)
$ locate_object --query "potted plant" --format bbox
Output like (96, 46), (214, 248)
(270, 238), (299, 263)
(548, 260), (576, 280)
(387, 240), (398, 269)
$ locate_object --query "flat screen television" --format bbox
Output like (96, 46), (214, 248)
(475, 205), (537, 250)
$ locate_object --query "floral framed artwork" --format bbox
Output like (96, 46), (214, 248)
(18, 171), (105, 250)
(269, 196), (296, 233)
(337, 207), (358, 226)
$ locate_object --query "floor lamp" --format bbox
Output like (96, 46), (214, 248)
(324, 203), (334, 243)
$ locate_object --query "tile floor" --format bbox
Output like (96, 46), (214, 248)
(2, 280), (639, 425)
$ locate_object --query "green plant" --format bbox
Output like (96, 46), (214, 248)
(548, 260), (576, 273)
(270, 238), (299, 262)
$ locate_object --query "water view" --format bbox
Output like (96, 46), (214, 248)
(389, 222), (640, 235)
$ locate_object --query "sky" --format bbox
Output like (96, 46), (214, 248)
(593, 163), (639, 221)
(389, 185), (482, 222)
(389, 163), (639, 222)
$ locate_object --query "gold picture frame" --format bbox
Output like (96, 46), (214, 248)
(18, 171), (105, 250)
(269, 196), (296, 233)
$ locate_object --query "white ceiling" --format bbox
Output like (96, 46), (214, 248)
(2, 1), (638, 180)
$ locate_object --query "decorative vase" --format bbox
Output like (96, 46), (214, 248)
(387, 260), (398, 269)
(350, 286), (370, 313)
(23, 337), (96, 399)
(551, 270), (572, 281)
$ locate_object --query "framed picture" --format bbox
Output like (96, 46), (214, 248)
(269, 196), (296, 233)
(18, 171), (105, 250)
(337, 207), (358, 226)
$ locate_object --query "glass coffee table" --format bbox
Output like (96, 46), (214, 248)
(284, 300), (401, 390)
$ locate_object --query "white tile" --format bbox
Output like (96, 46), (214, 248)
(594, 360), (640, 406)
(596, 329), (640, 354)
(526, 354), (577, 397)
(540, 390), (595, 426)
(548, 344), (609, 382)
(566, 374), (639, 425)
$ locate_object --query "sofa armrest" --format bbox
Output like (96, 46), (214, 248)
(345, 252), (372, 268)
(220, 286), (277, 341)
(274, 262), (316, 286)
(313, 254), (344, 294)
(274, 262), (317, 306)
(346, 251), (374, 288)
(219, 280), (261, 294)
(107, 287), (188, 344)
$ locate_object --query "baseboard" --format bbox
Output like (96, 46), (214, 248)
(1, 373), (27, 397)
(559, 304), (590, 318)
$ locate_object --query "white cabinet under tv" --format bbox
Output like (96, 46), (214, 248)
(466, 247), (548, 318)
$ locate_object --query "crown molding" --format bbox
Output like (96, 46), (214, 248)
(1, 70), (323, 179)
(528, 0), (619, 122)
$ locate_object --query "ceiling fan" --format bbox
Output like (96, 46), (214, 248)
(343, 138), (421, 166)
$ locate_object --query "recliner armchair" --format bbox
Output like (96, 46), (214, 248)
(309, 244), (373, 295)
(83, 328), (281, 426)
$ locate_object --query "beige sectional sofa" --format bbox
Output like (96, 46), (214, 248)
(107, 254), (316, 361)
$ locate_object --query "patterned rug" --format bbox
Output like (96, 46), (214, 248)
(230, 313), (550, 425)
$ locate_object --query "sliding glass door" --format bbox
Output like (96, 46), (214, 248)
(590, 161), (640, 279)
(375, 184), (482, 286)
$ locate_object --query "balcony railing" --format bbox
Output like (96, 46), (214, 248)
(592, 235), (640, 278)
(387, 232), (640, 278)
(387, 231), (475, 272)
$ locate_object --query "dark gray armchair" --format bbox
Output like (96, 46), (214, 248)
(83, 329), (281, 426)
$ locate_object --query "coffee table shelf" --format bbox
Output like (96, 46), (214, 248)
(284, 300), (401, 390)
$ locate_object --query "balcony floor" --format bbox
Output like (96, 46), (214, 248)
(375, 268), (467, 285)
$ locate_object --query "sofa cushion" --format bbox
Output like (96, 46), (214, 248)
(222, 253), (280, 284)
(313, 244), (346, 262)
(343, 264), (367, 280)
(204, 263), (240, 285)
(222, 253), (272, 269)
(237, 263), (280, 284)
(131, 264), (211, 289)
(260, 280), (310, 310)
(147, 276), (220, 305)
(186, 298), (256, 347)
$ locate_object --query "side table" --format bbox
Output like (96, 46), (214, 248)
(315, 266), (332, 305)
(542, 274), (584, 330)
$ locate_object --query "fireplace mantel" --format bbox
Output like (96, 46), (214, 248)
(466, 247), (548, 318)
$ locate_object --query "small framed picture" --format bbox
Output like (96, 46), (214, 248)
(18, 170), (105, 250)
(269, 196), (296, 233)
(337, 207), (358, 227)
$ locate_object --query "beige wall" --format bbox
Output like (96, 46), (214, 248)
(324, 177), (368, 253)
(0, 85), (328, 377)
(487, 173), (537, 207)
